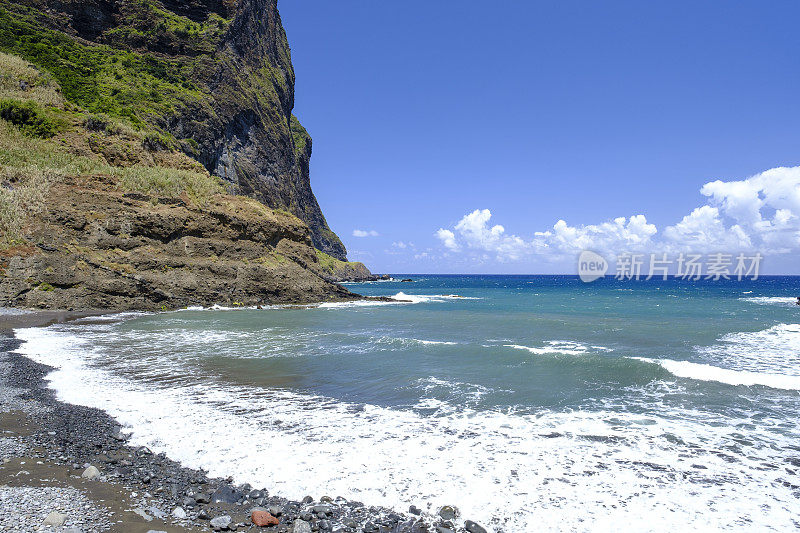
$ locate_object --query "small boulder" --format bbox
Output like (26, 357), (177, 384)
(438, 505), (459, 521)
(211, 485), (242, 504)
(81, 465), (100, 479)
(172, 507), (187, 519)
(133, 508), (152, 521)
(210, 515), (232, 530)
(147, 506), (166, 519)
(268, 505), (283, 516)
(292, 519), (312, 533)
(465, 520), (488, 533)
(251, 509), (279, 527)
(42, 512), (68, 527)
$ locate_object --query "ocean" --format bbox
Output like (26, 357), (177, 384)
(13, 275), (800, 531)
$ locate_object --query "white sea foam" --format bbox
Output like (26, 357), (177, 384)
(317, 292), (479, 309)
(14, 325), (800, 532)
(373, 336), (458, 348)
(634, 358), (800, 390)
(739, 296), (798, 306)
(504, 341), (608, 356)
(632, 323), (800, 390)
(696, 323), (800, 376)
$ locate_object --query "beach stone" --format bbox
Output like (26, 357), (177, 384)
(133, 508), (153, 521)
(42, 511), (68, 526)
(195, 492), (210, 504)
(320, 495), (333, 503)
(301, 495), (314, 503)
(438, 505), (459, 520)
(211, 485), (242, 504)
(409, 505), (422, 515)
(81, 465), (100, 479)
(268, 504), (283, 516)
(146, 531), (168, 533)
(148, 506), (166, 519)
(210, 515), (232, 530)
(465, 521), (487, 533)
(172, 506), (187, 519)
(251, 509), (279, 526)
(292, 519), (312, 533)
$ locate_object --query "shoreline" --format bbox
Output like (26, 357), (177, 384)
(0, 311), (456, 533)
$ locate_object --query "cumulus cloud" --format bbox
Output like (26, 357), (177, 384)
(434, 228), (458, 251)
(434, 166), (800, 261)
(353, 229), (379, 238)
(442, 209), (532, 260)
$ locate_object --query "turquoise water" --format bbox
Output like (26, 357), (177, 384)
(16, 276), (800, 531)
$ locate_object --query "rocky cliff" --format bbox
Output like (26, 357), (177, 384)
(0, 46), (362, 309)
(0, 0), (350, 260)
(1, 175), (356, 310)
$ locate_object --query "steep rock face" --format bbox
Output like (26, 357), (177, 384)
(0, 176), (356, 310)
(0, 0), (350, 260)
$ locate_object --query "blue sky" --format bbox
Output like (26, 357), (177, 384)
(279, 1), (800, 274)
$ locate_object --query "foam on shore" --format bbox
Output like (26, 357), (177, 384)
(14, 322), (800, 532)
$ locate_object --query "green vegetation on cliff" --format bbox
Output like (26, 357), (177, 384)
(0, 0), (225, 130)
(0, 51), (358, 309)
(315, 250), (374, 282)
(0, 0), (349, 260)
(0, 52), (223, 245)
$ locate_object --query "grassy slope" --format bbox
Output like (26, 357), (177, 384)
(0, 0), (216, 136)
(0, 51), (229, 245)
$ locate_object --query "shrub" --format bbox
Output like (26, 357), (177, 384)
(0, 99), (62, 137)
(83, 113), (110, 132)
(142, 131), (175, 151)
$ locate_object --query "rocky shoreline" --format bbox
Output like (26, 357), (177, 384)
(0, 314), (489, 533)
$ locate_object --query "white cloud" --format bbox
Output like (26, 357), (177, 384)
(435, 228), (459, 251)
(662, 206), (752, 251)
(434, 166), (800, 261)
(353, 229), (379, 238)
(448, 209), (531, 260)
(546, 214), (657, 255)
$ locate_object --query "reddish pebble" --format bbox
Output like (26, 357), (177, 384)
(251, 510), (279, 527)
